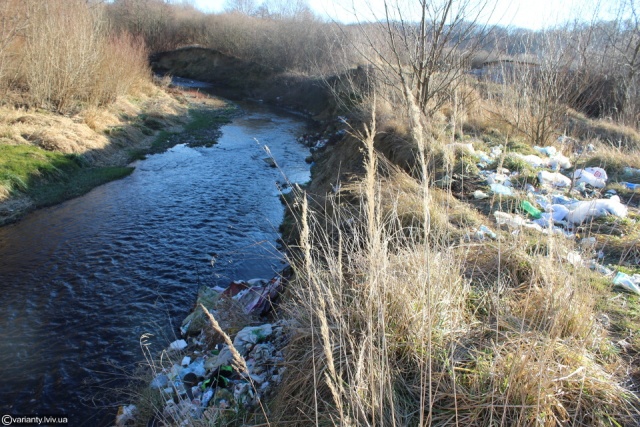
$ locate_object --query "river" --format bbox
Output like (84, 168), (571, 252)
(0, 93), (311, 425)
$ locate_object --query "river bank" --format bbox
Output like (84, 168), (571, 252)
(0, 80), (236, 226)
(0, 93), (313, 424)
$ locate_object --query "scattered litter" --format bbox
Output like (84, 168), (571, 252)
(580, 237), (597, 251)
(181, 356), (191, 366)
(565, 196), (628, 224)
(494, 211), (526, 228)
(588, 261), (614, 276)
(566, 251), (583, 266)
(557, 135), (577, 144)
(486, 172), (511, 185)
(116, 405), (137, 427)
(517, 154), (548, 168)
(169, 339), (188, 352)
(538, 171), (571, 188)
(548, 153), (572, 169)
(551, 194), (575, 205)
(623, 167), (640, 176)
(521, 200), (542, 219)
(621, 182), (640, 191)
(548, 204), (570, 222)
(465, 225), (498, 241)
(613, 272), (640, 295)
(479, 225), (497, 239)
(573, 168), (606, 188)
(490, 183), (514, 196)
(473, 190), (490, 199)
(534, 145), (557, 157)
(150, 374), (169, 389)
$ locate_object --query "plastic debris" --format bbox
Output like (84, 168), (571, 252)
(588, 261), (614, 276)
(538, 171), (571, 188)
(517, 154), (548, 168)
(490, 183), (514, 196)
(623, 167), (640, 176)
(573, 168), (606, 188)
(494, 211), (526, 228)
(233, 324), (274, 356)
(548, 153), (572, 169)
(150, 374), (169, 389)
(473, 190), (490, 199)
(548, 204), (570, 222)
(551, 194), (575, 205)
(486, 172), (511, 185)
(534, 145), (557, 157)
(613, 272), (640, 295)
(465, 225), (498, 241)
(565, 195), (628, 224)
(479, 225), (497, 239)
(521, 200), (542, 219)
(621, 182), (640, 191)
(566, 251), (583, 266)
(169, 339), (188, 352)
(116, 405), (137, 427)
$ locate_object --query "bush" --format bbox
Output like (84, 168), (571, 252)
(1, 0), (150, 113)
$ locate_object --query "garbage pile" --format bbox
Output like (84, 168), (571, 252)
(148, 320), (287, 425)
(454, 137), (639, 295)
(464, 142), (632, 236)
(297, 116), (348, 153)
(116, 270), (291, 426)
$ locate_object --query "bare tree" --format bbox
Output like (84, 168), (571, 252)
(352, 0), (494, 117)
(223, 0), (258, 15)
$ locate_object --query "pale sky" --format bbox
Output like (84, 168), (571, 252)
(192, 0), (621, 30)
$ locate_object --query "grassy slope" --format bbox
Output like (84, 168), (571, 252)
(268, 93), (640, 426)
(0, 86), (234, 225)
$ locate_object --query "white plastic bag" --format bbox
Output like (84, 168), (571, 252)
(494, 211), (526, 227)
(548, 153), (571, 169)
(538, 171), (571, 187)
(573, 169), (606, 188)
(565, 196), (628, 224)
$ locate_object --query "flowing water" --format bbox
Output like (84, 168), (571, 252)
(0, 95), (311, 425)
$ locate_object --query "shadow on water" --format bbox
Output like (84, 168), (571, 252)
(0, 88), (311, 424)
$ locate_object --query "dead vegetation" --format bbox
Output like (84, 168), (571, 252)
(1, 0), (639, 425)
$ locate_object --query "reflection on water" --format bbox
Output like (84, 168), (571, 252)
(0, 101), (310, 425)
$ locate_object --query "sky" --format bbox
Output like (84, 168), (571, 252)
(191, 0), (621, 31)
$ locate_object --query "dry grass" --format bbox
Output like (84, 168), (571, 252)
(271, 96), (640, 426)
(0, 87), (184, 162)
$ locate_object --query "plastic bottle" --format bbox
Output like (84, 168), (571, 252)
(521, 200), (542, 219)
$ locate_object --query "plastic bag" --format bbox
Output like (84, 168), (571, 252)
(490, 184), (514, 196)
(565, 196), (628, 224)
(613, 272), (640, 295)
(538, 171), (571, 187)
(573, 169), (606, 188)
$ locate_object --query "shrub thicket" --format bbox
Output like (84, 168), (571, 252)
(0, 0), (150, 114)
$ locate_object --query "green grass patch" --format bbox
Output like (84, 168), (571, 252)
(0, 144), (133, 208)
(0, 145), (83, 192)
(144, 105), (238, 154)
(147, 129), (179, 155)
(29, 166), (133, 207)
(185, 106), (236, 132)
